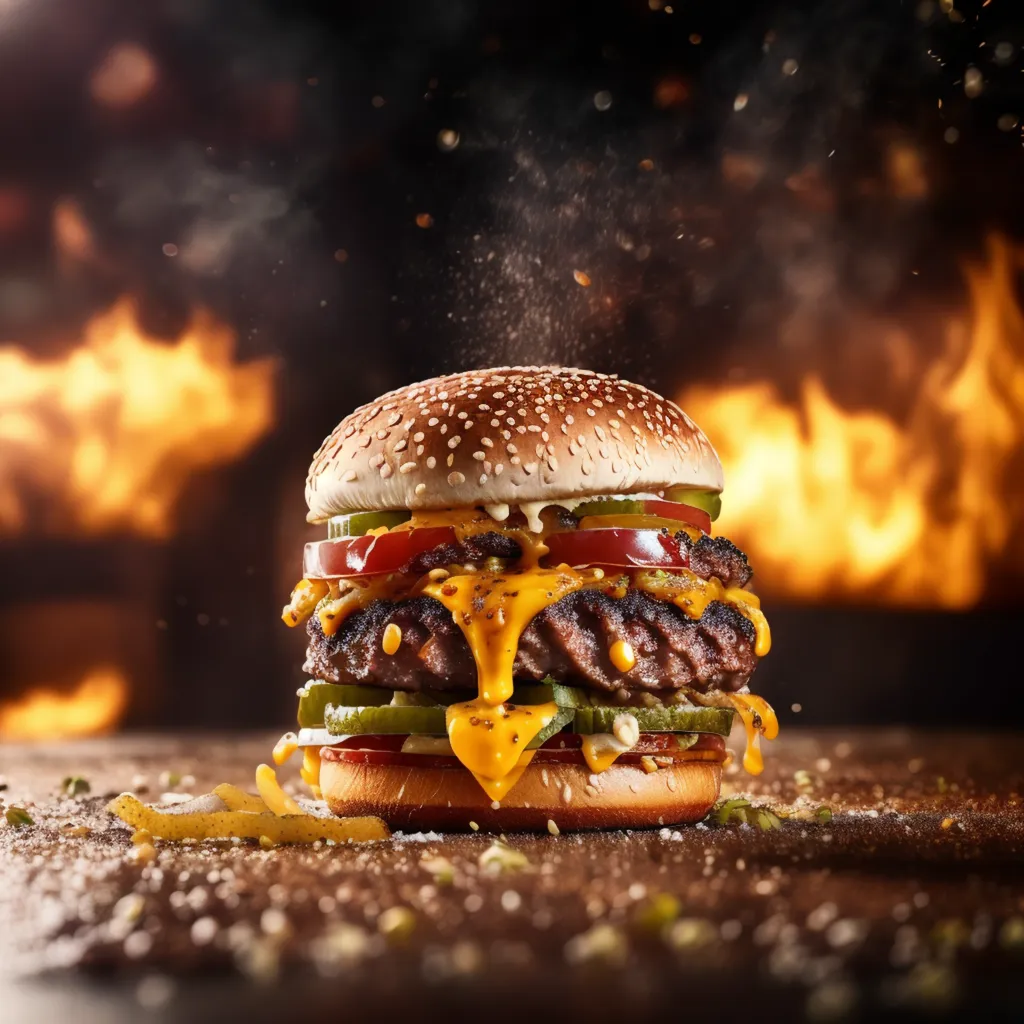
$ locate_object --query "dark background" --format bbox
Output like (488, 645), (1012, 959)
(1, 0), (1022, 733)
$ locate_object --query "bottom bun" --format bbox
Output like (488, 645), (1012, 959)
(320, 750), (723, 832)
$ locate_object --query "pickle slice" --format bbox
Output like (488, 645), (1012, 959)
(525, 706), (575, 748)
(663, 488), (722, 522)
(572, 498), (646, 518)
(298, 683), (392, 728)
(572, 705), (734, 735)
(327, 510), (412, 539)
(324, 704), (447, 736)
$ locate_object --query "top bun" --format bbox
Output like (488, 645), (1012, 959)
(305, 366), (723, 522)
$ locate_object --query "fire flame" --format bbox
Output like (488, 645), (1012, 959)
(680, 234), (1024, 608)
(0, 298), (275, 536)
(0, 667), (129, 741)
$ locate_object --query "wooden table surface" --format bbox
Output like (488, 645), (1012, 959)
(2, 729), (1023, 1023)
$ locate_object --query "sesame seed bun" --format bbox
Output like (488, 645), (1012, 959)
(305, 366), (723, 522)
(319, 747), (724, 832)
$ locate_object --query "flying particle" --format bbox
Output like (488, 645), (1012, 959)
(733, 93), (748, 112)
(943, 127), (959, 144)
(964, 67), (983, 98)
(437, 129), (460, 152)
(638, 158), (655, 171)
(593, 91), (613, 112)
(334, 249), (349, 263)
(371, 95), (386, 108)
(791, 703), (802, 713)
(997, 114), (1018, 132)
(415, 213), (434, 229)
(689, 33), (701, 45)
(782, 58), (799, 76)
(162, 243), (178, 257)
(573, 270), (592, 287)
(89, 43), (158, 110)
(994, 42), (1014, 66)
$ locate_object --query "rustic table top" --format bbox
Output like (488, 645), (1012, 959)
(1, 729), (1023, 1023)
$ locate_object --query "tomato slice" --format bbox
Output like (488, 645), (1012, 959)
(303, 526), (456, 578)
(545, 527), (691, 571)
(631, 500), (711, 534)
(319, 732), (725, 770)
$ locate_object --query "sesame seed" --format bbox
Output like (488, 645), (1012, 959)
(342, 470), (357, 482)
(399, 462), (417, 474)
(448, 471), (465, 485)
(380, 464), (393, 478)
(426, 457), (436, 469)
(415, 483), (427, 495)
(473, 451), (486, 461)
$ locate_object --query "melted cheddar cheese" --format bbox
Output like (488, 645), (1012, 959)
(424, 566), (585, 705)
(424, 565), (586, 798)
(726, 693), (780, 774)
(445, 701), (555, 800)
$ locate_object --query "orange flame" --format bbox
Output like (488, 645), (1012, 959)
(0, 667), (129, 741)
(679, 234), (1024, 608)
(0, 298), (275, 537)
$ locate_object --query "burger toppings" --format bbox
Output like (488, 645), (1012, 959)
(287, 367), (778, 807)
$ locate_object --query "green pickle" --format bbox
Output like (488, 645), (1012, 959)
(663, 488), (722, 521)
(525, 706), (576, 748)
(573, 704), (734, 736)
(573, 498), (647, 518)
(297, 682), (392, 728)
(327, 510), (412, 539)
(324, 703), (447, 736)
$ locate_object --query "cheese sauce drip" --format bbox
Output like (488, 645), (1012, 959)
(425, 565), (585, 798)
(445, 701), (555, 801)
(424, 566), (584, 704)
(725, 693), (779, 775)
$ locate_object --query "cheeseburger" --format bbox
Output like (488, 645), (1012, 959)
(280, 367), (775, 830)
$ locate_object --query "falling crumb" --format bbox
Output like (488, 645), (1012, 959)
(437, 128), (460, 151)
(415, 213), (434, 229)
(573, 269), (591, 287)
(546, 819), (560, 836)
(733, 93), (749, 111)
(940, 817), (955, 829)
(638, 158), (655, 171)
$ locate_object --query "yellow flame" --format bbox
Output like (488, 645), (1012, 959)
(0, 667), (129, 741)
(0, 298), (275, 536)
(679, 234), (1024, 608)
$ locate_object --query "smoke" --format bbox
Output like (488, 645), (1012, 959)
(434, 0), (984, 384)
(103, 145), (306, 277)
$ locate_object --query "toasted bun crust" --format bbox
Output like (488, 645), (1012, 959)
(320, 751), (723, 832)
(306, 366), (723, 523)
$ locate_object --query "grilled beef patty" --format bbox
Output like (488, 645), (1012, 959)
(399, 529), (752, 590)
(304, 588), (758, 696)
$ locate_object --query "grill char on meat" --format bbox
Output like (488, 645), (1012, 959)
(399, 528), (752, 589)
(305, 589), (758, 696)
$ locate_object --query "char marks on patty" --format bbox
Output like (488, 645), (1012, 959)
(304, 588), (758, 696)
(400, 522), (752, 589)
